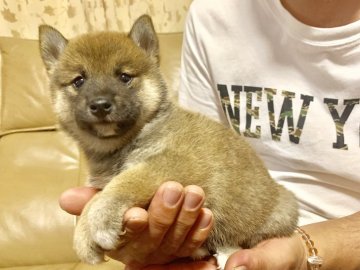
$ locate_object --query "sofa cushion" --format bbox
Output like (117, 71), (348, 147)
(0, 37), (56, 136)
(0, 131), (81, 267)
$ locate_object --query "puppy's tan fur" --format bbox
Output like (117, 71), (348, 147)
(39, 15), (298, 266)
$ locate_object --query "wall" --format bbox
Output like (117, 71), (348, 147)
(0, 0), (191, 39)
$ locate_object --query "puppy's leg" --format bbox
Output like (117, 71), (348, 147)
(73, 193), (106, 264)
(74, 163), (161, 264)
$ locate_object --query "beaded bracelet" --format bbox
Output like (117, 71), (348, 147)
(295, 227), (324, 270)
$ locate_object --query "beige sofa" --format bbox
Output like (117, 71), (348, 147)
(0, 27), (183, 269)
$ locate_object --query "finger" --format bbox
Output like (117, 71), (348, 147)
(225, 247), (275, 270)
(160, 185), (205, 255)
(106, 182), (185, 265)
(177, 208), (213, 257)
(123, 207), (149, 238)
(106, 207), (149, 263)
(224, 235), (303, 270)
(59, 186), (99, 215)
(145, 181), (185, 251)
(225, 249), (257, 270)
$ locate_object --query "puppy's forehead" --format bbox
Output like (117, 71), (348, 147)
(63, 32), (147, 73)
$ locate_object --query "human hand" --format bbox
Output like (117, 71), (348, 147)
(139, 258), (218, 270)
(140, 232), (307, 270)
(59, 181), (214, 270)
(223, 234), (307, 270)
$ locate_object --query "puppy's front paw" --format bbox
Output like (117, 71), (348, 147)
(73, 195), (128, 264)
(87, 196), (127, 250)
(74, 215), (105, 264)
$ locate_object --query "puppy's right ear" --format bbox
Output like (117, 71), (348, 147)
(39, 25), (68, 72)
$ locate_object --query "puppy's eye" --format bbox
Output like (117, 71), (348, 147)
(72, 76), (85, 89)
(119, 73), (133, 84)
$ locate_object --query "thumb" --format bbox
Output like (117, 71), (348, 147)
(59, 186), (99, 215)
(224, 236), (304, 270)
(224, 248), (263, 270)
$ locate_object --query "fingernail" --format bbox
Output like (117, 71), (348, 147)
(233, 266), (248, 270)
(199, 210), (212, 229)
(163, 185), (182, 206)
(184, 191), (203, 210)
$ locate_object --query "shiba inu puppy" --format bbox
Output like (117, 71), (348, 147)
(39, 15), (298, 268)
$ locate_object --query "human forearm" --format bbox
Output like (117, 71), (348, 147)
(301, 212), (360, 270)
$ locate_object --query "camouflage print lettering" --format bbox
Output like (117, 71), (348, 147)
(324, 98), (360, 150)
(265, 88), (313, 143)
(244, 86), (262, 138)
(291, 94), (314, 144)
(217, 84), (241, 133)
(265, 88), (277, 139)
(232, 85), (242, 133)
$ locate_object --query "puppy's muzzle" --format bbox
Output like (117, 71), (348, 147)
(89, 97), (113, 119)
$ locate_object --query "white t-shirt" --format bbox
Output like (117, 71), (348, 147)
(179, 0), (360, 225)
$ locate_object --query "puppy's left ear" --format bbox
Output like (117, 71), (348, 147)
(129, 15), (159, 62)
(39, 25), (68, 73)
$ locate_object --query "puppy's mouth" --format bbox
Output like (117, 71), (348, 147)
(78, 119), (136, 139)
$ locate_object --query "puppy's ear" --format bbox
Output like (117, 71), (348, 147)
(39, 25), (68, 72)
(129, 15), (159, 62)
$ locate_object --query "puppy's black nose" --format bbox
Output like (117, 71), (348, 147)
(89, 98), (113, 118)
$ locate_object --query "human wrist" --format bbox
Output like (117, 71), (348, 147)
(299, 213), (360, 270)
(292, 230), (309, 270)
(295, 227), (323, 270)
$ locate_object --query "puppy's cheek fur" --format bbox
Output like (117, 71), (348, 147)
(52, 86), (80, 126)
(139, 77), (162, 118)
(53, 91), (71, 123)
